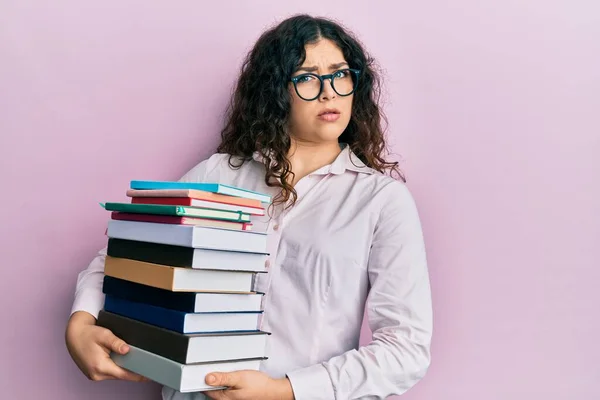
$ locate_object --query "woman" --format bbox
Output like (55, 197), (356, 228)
(65, 14), (433, 400)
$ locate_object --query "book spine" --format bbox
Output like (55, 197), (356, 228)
(102, 275), (197, 313)
(98, 311), (191, 364)
(104, 295), (187, 333)
(107, 238), (194, 269)
(110, 345), (185, 391)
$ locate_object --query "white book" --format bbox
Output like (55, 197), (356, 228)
(107, 220), (268, 253)
(111, 345), (265, 392)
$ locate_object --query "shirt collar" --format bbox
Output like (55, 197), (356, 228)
(251, 143), (375, 176)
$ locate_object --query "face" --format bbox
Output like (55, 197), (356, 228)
(287, 39), (354, 146)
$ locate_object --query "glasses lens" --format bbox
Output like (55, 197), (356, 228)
(295, 74), (321, 100)
(332, 69), (358, 96)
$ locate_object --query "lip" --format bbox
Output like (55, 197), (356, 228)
(317, 108), (341, 122)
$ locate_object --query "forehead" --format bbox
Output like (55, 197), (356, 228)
(302, 39), (346, 65)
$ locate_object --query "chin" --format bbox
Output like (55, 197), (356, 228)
(293, 121), (349, 144)
(314, 123), (347, 143)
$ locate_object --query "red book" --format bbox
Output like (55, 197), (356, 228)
(110, 212), (253, 231)
(127, 189), (264, 209)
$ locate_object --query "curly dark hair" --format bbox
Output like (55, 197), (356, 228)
(217, 14), (403, 206)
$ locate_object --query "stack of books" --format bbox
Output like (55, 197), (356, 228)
(96, 180), (272, 393)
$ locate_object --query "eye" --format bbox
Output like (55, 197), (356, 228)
(295, 74), (315, 83)
(333, 69), (349, 79)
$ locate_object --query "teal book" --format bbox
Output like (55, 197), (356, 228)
(103, 202), (251, 222)
(130, 180), (271, 204)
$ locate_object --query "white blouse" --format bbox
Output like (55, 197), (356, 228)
(71, 145), (433, 400)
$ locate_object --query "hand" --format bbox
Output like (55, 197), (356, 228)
(204, 370), (294, 400)
(65, 311), (148, 382)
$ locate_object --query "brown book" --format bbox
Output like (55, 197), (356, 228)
(103, 256), (254, 293)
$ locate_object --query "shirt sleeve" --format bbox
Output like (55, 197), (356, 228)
(286, 181), (433, 399)
(69, 158), (212, 319)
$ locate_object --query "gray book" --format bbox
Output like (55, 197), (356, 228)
(111, 345), (266, 392)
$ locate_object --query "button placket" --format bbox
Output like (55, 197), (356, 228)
(258, 211), (287, 332)
(260, 175), (325, 332)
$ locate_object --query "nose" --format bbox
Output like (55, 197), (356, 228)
(319, 78), (336, 101)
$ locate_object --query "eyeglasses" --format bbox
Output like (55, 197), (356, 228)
(290, 68), (361, 101)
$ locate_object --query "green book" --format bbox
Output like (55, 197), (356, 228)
(103, 203), (251, 223)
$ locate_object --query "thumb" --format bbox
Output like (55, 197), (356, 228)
(101, 331), (130, 355)
(205, 372), (239, 388)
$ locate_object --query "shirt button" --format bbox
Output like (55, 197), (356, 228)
(273, 224), (280, 231)
(264, 259), (271, 269)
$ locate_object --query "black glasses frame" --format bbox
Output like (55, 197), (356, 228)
(290, 68), (361, 101)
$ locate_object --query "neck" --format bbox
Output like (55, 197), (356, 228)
(287, 139), (342, 185)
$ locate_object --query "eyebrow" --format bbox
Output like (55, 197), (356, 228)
(296, 62), (349, 73)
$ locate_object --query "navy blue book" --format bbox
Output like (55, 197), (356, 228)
(103, 295), (262, 334)
(102, 276), (263, 313)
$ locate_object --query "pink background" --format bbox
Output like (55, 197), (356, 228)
(1, 1), (598, 399)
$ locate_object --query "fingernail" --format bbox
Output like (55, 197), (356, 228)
(121, 344), (129, 353)
(206, 374), (216, 384)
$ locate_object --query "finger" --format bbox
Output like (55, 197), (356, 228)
(99, 361), (149, 382)
(99, 330), (130, 355)
(89, 372), (112, 381)
(206, 372), (239, 388)
(89, 372), (146, 382)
